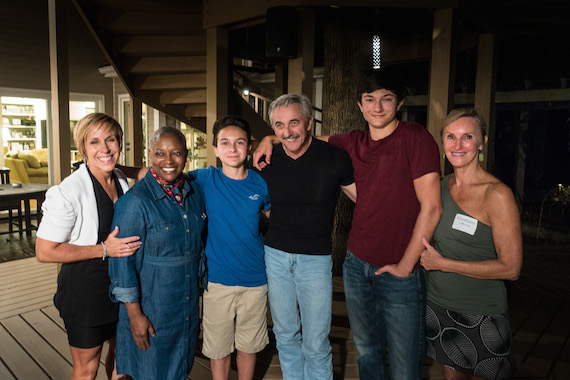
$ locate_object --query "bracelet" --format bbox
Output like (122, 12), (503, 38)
(101, 242), (108, 261)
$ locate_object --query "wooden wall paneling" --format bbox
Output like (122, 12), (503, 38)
(48, 0), (71, 185)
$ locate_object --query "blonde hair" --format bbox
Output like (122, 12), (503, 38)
(73, 113), (123, 159)
(441, 108), (487, 142)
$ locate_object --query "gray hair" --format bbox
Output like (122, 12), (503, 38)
(268, 93), (313, 126)
(149, 126), (187, 150)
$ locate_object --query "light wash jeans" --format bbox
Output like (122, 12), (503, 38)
(343, 249), (426, 380)
(264, 245), (333, 380)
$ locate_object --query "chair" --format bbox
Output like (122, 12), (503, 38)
(0, 167), (23, 235)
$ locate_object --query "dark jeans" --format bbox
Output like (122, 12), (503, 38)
(343, 250), (426, 380)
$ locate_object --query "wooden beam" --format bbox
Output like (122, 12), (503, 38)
(87, 0), (202, 12)
(406, 88), (570, 107)
(48, 0), (71, 185)
(474, 33), (495, 170)
(206, 27), (229, 167)
(288, 8), (315, 100)
(127, 98), (143, 166)
(124, 56), (207, 74)
(71, 0), (135, 97)
(185, 104), (207, 118)
(159, 89), (207, 105)
(98, 10), (203, 35)
(135, 74), (207, 91)
(496, 88), (570, 103)
(274, 60), (288, 98)
(113, 36), (205, 56)
(203, 0), (458, 28)
(427, 7), (456, 172)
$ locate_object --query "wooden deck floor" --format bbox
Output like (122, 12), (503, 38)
(0, 242), (569, 379)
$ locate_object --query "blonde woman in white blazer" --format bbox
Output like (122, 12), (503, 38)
(36, 113), (141, 380)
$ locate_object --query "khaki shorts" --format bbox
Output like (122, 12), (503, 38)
(202, 282), (269, 359)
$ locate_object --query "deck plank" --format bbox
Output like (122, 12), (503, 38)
(0, 323), (50, 380)
(1, 247), (569, 380)
(42, 305), (65, 329)
(550, 335), (570, 380)
(0, 359), (17, 380)
(1, 315), (73, 379)
(523, 299), (570, 377)
(513, 296), (562, 375)
(20, 309), (71, 363)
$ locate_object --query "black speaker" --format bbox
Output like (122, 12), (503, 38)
(265, 6), (297, 59)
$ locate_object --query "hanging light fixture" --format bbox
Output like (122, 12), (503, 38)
(372, 34), (382, 69)
(372, 8), (381, 69)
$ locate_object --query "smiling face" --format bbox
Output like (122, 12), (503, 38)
(213, 125), (250, 169)
(83, 123), (121, 176)
(272, 103), (312, 159)
(358, 88), (403, 136)
(150, 133), (188, 182)
(442, 116), (487, 169)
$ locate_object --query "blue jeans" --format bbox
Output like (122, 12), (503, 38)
(343, 249), (426, 380)
(265, 246), (333, 380)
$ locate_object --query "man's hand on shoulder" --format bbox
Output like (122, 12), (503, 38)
(253, 136), (279, 170)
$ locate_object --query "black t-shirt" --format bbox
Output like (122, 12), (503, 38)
(259, 138), (354, 254)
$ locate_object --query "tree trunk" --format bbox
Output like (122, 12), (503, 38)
(322, 10), (371, 275)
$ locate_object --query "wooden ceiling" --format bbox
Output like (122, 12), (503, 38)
(72, 0), (207, 129)
(71, 0), (570, 131)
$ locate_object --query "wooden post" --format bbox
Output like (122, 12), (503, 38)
(128, 98), (143, 166)
(288, 8), (315, 100)
(48, 0), (71, 185)
(427, 8), (456, 173)
(474, 33), (496, 171)
(206, 27), (229, 167)
(275, 60), (288, 98)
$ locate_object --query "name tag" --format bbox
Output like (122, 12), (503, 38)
(452, 213), (478, 235)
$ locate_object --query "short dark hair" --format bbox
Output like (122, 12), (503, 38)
(356, 68), (406, 103)
(212, 116), (251, 146)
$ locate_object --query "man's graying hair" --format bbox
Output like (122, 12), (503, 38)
(268, 93), (313, 126)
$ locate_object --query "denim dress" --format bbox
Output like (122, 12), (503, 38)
(108, 170), (206, 380)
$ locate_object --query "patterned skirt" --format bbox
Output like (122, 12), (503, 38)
(426, 300), (517, 380)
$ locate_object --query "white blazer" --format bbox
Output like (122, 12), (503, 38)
(37, 164), (129, 245)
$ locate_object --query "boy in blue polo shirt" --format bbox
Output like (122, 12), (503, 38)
(189, 116), (271, 380)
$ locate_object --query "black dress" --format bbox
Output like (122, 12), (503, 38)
(54, 167), (124, 347)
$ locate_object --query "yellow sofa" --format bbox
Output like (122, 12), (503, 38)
(4, 148), (49, 184)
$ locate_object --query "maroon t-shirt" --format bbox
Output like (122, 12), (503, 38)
(329, 121), (441, 268)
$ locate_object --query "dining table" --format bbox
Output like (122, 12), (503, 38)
(0, 183), (51, 236)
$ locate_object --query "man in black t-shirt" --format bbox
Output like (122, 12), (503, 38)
(257, 93), (355, 380)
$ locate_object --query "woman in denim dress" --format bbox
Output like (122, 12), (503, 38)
(108, 127), (206, 380)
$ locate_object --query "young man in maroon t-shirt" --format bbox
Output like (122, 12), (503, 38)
(254, 70), (442, 379)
